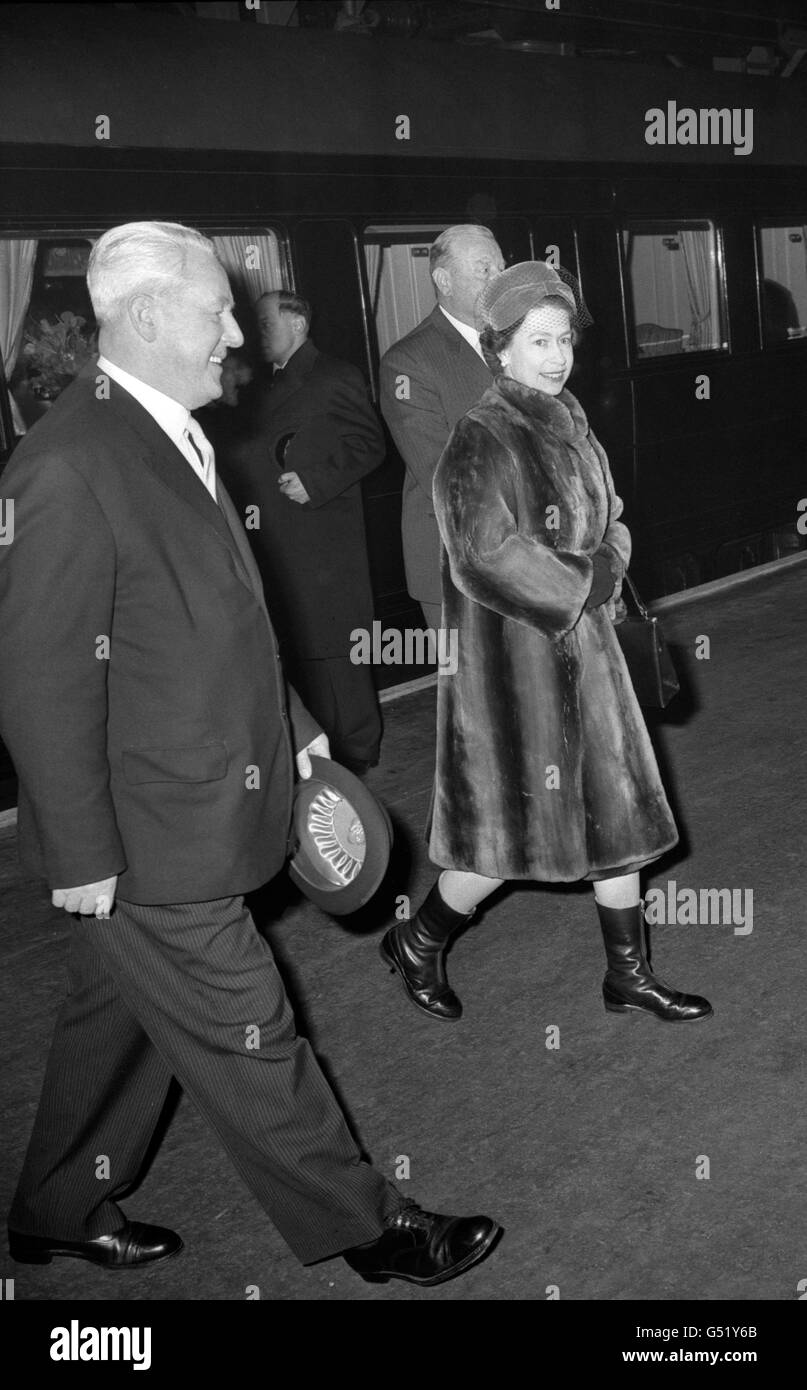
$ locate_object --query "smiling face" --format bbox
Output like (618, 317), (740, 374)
(151, 249), (243, 408)
(500, 302), (574, 395)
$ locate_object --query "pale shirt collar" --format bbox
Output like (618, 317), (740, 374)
(439, 305), (485, 360)
(97, 355), (191, 445)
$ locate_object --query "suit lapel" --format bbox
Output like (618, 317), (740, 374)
(429, 306), (491, 377)
(216, 478), (272, 619)
(102, 379), (230, 538)
(99, 375), (265, 607)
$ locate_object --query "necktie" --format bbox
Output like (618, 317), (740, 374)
(184, 416), (217, 500)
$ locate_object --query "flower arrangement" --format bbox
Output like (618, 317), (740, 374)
(21, 311), (98, 398)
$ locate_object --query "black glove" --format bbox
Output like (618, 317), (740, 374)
(585, 550), (617, 610)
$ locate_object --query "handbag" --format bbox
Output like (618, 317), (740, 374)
(613, 572), (680, 709)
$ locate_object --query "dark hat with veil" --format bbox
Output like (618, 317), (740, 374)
(477, 260), (593, 332)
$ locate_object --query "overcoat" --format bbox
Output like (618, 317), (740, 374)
(430, 375), (678, 881)
(0, 364), (319, 905)
(218, 339), (384, 661)
(380, 306), (492, 606)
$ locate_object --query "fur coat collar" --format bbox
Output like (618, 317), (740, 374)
(492, 375), (590, 441)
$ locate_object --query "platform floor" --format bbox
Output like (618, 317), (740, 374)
(1, 563), (806, 1302)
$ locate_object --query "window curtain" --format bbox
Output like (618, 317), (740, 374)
(679, 229), (714, 350)
(210, 234), (284, 303)
(0, 238), (37, 434)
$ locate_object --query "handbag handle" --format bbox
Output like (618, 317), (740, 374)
(619, 570), (651, 620)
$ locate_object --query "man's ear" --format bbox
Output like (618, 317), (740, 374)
(129, 294), (158, 343)
(293, 314), (308, 339)
(432, 267), (450, 298)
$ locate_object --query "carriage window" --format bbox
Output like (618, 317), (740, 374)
(0, 237), (98, 434)
(0, 228), (285, 439)
(758, 224), (807, 345)
(362, 225), (448, 358)
(622, 221), (727, 358)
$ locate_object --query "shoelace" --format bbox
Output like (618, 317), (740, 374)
(391, 1203), (437, 1235)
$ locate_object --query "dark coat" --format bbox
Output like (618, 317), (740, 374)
(380, 306), (492, 606)
(0, 364), (319, 905)
(218, 339), (384, 660)
(430, 376), (678, 881)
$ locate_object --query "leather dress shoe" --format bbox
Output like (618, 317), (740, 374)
(8, 1220), (183, 1270)
(344, 1202), (502, 1286)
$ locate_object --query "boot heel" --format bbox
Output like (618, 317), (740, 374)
(359, 1271), (390, 1284)
(603, 986), (634, 1014)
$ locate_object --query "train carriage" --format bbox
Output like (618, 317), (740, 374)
(1, 3), (806, 707)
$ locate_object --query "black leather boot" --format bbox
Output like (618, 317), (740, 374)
(596, 901), (713, 1023)
(379, 881), (472, 1021)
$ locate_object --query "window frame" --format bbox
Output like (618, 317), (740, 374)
(754, 216), (807, 352)
(618, 217), (730, 366)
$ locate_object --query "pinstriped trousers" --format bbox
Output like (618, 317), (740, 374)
(9, 896), (402, 1264)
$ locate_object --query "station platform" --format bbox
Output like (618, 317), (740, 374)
(1, 560), (805, 1302)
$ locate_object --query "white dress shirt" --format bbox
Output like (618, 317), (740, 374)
(96, 355), (218, 501)
(439, 305), (486, 362)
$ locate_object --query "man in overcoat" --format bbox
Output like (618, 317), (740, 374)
(0, 221), (500, 1287)
(219, 291), (383, 774)
(379, 225), (504, 629)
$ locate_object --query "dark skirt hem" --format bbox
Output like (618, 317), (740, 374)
(426, 840), (677, 884)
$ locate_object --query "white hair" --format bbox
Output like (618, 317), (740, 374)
(429, 224), (498, 277)
(87, 221), (218, 325)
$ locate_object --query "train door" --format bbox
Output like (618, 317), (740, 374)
(290, 218), (371, 376)
(289, 217), (426, 686)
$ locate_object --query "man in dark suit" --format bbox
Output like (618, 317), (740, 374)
(218, 291), (383, 774)
(379, 225), (505, 629)
(0, 222), (500, 1286)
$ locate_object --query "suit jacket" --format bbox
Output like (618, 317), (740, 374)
(0, 363), (319, 905)
(379, 306), (492, 606)
(217, 339), (384, 661)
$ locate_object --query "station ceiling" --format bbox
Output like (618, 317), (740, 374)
(108, 1), (807, 78)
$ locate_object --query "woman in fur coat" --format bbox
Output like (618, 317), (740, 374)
(380, 261), (712, 1026)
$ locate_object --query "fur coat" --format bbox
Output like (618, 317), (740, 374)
(430, 375), (678, 881)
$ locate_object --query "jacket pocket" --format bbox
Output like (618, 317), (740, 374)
(121, 742), (229, 785)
